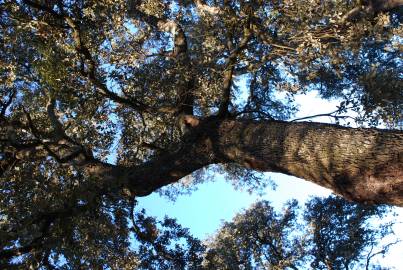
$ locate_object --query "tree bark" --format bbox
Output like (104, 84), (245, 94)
(342, 0), (403, 22)
(369, 0), (403, 13)
(211, 120), (403, 206)
(90, 119), (403, 207)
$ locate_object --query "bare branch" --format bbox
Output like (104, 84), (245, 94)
(290, 106), (357, 122)
(365, 239), (401, 270)
(290, 113), (356, 122)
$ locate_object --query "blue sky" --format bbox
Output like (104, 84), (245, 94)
(137, 91), (403, 269)
(138, 172), (332, 239)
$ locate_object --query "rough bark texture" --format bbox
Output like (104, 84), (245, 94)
(88, 119), (403, 206)
(212, 120), (403, 206)
(343, 0), (403, 22)
(369, 0), (403, 12)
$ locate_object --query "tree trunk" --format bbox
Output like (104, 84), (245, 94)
(212, 120), (403, 206)
(370, 0), (403, 13)
(342, 0), (403, 22)
(89, 119), (403, 206)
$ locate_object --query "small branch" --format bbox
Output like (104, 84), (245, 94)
(290, 108), (356, 122)
(253, 18), (297, 56)
(0, 152), (18, 178)
(218, 65), (235, 116)
(128, 199), (178, 262)
(40, 250), (56, 270)
(23, 0), (196, 116)
(128, 1), (163, 29)
(43, 144), (84, 164)
(128, 2), (195, 116)
(218, 26), (252, 117)
(46, 97), (67, 140)
(23, 109), (89, 164)
(129, 2), (196, 116)
(141, 142), (164, 151)
(341, 6), (364, 23)
(235, 111), (275, 120)
(23, 108), (41, 137)
(270, 43), (296, 51)
(129, 196), (137, 231)
(365, 239), (400, 270)
(63, 16), (147, 111)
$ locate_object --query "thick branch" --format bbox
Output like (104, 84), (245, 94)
(85, 119), (403, 206)
(211, 120), (403, 206)
(171, 24), (194, 116)
(343, 0), (403, 22)
(84, 118), (217, 196)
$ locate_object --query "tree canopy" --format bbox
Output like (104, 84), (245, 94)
(203, 195), (397, 270)
(0, 0), (402, 268)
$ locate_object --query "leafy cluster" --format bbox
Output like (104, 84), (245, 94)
(0, 0), (402, 269)
(1, 191), (398, 269)
(203, 195), (398, 270)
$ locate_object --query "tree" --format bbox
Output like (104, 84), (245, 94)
(203, 195), (398, 270)
(0, 0), (402, 268)
(203, 200), (306, 270)
(304, 196), (397, 270)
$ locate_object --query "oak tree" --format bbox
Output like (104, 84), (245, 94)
(203, 200), (305, 270)
(203, 195), (397, 270)
(304, 196), (397, 270)
(1, 0), (402, 268)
